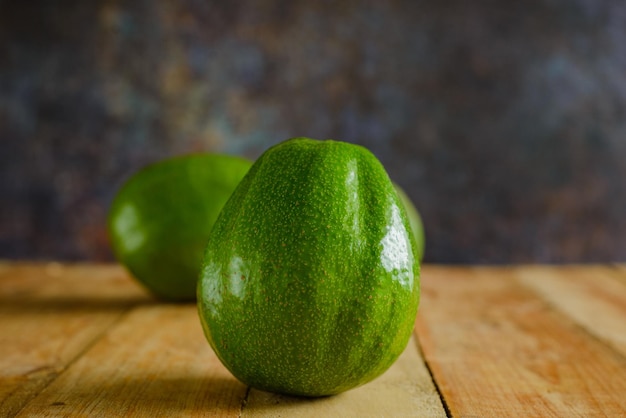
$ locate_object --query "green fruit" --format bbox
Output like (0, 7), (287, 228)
(198, 137), (420, 396)
(393, 184), (426, 260)
(108, 153), (252, 301)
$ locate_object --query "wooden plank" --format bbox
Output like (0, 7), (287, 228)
(514, 265), (626, 357)
(242, 335), (446, 418)
(14, 266), (444, 417)
(416, 266), (626, 418)
(612, 264), (626, 284)
(15, 304), (247, 418)
(0, 262), (150, 417)
(0, 261), (147, 300)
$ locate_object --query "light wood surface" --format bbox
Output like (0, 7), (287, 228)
(1, 261), (625, 417)
(514, 265), (626, 356)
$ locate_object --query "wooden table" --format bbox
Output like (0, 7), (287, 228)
(1, 262), (625, 417)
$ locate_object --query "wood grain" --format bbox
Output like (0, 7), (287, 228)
(514, 265), (626, 357)
(8, 264), (445, 417)
(0, 262), (151, 417)
(613, 264), (626, 284)
(15, 304), (247, 418)
(416, 266), (626, 418)
(3, 262), (626, 417)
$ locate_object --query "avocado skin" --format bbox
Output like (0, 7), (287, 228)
(198, 138), (420, 396)
(108, 154), (252, 301)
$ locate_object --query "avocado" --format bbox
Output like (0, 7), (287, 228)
(108, 153), (252, 301)
(198, 138), (420, 396)
(394, 183), (426, 261)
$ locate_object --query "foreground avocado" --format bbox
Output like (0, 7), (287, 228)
(198, 137), (420, 396)
(108, 154), (252, 301)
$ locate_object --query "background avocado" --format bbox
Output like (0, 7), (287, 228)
(394, 183), (426, 261)
(108, 154), (252, 301)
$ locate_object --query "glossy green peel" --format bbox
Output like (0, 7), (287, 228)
(198, 138), (420, 396)
(108, 154), (252, 301)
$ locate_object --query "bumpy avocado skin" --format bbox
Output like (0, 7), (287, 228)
(198, 138), (420, 396)
(108, 154), (252, 301)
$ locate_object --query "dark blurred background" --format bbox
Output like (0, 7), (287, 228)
(1, 0), (625, 263)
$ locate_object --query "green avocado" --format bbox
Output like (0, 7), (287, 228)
(393, 184), (426, 261)
(108, 153), (252, 301)
(197, 138), (420, 396)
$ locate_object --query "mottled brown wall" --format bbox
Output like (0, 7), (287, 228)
(1, 0), (625, 263)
